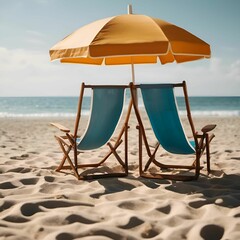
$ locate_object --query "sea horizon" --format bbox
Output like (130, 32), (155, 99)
(0, 95), (239, 118)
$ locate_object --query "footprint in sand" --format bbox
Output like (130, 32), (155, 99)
(65, 214), (98, 225)
(3, 215), (30, 223)
(21, 203), (42, 217)
(0, 181), (17, 189)
(118, 216), (144, 229)
(20, 177), (39, 185)
(156, 204), (171, 214)
(7, 167), (32, 173)
(234, 213), (240, 218)
(44, 176), (55, 182)
(10, 154), (29, 160)
(20, 200), (93, 217)
(200, 224), (224, 240)
(55, 233), (74, 240)
(0, 200), (15, 212)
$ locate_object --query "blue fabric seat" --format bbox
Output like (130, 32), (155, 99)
(78, 87), (125, 150)
(140, 84), (195, 155)
(130, 81), (216, 181)
(51, 84), (132, 180)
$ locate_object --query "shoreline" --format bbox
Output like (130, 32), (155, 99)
(0, 111), (239, 119)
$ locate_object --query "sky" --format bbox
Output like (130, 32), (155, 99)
(0, 0), (239, 96)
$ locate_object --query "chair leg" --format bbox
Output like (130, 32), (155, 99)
(56, 138), (79, 179)
(138, 126), (143, 175)
(107, 142), (125, 167)
(124, 123), (128, 175)
(205, 134), (211, 173)
(97, 140), (123, 166)
(144, 144), (159, 171)
(56, 145), (72, 171)
(193, 151), (201, 180)
(55, 136), (72, 171)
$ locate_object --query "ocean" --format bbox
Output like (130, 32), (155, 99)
(0, 94), (239, 118)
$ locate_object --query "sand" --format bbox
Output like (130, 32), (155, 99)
(0, 114), (239, 240)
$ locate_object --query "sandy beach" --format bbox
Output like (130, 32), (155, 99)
(0, 114), (239, 240)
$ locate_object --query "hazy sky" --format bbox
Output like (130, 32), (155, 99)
(0, 0), (239, 96)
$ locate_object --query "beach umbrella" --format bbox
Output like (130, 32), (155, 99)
(49, 5), (210, 83)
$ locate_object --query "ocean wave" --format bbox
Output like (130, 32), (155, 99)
(0, 112), (89, 118)
(178, 110), (240, 117)
(0, 110), (239, 118)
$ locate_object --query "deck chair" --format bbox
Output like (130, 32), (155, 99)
(130, 81), (216, 181)
(51, 83), (132, 180)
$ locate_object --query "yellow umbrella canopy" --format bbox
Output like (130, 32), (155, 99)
(50, 14), (211, 66)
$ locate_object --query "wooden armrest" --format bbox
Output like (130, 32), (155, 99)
(50, 122), (70, 133)
(201, 124), (216, 133)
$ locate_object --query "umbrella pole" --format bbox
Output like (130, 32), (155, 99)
(128, 4), (133, 14)
(131, 61), (138, 107)
(131, 62), (135, 84)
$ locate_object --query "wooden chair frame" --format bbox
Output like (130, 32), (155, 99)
(51, 83), (132, 180)
(130, 81), (216, 181)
